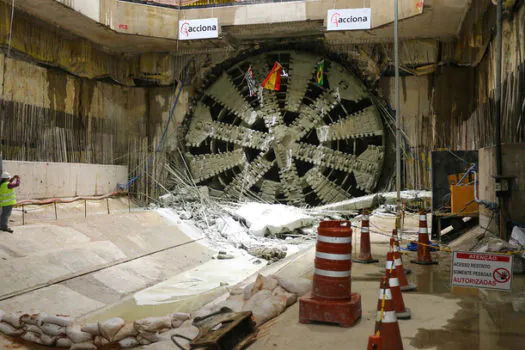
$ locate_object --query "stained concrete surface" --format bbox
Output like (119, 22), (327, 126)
(249, 242), (525, 350)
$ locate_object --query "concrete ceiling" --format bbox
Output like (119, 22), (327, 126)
(2, 0), (473, 54)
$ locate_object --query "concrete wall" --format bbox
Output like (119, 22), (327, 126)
(56, 0), (100, 22)
(2, 161), (128, 199)
(479, 144), (525, 237)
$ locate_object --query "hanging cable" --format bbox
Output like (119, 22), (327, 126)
(124, 58), (195, 190)
(7, 0), (15, 57)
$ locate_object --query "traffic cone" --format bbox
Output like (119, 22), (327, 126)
(411, 210), (438, 265)
(386, 251), (416, 291)
(391, 229), (411, 275)
(353, 209), (379, 264)
(369, 276), (403, 350)
(385, 261), (411, 320)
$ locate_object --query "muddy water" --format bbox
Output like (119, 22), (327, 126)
(409, 252), (525, 350)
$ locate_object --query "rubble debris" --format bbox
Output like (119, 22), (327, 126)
(248, 247), (287, 263)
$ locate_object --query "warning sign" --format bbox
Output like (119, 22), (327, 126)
(451, 251), (513, 291)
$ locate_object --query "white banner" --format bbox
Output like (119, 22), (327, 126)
(451, 251), (513, 291)
(326, 8), (372, 31)
(178, 18), (219, 40)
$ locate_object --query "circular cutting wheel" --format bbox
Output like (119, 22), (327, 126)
(184, 50), (385, 206)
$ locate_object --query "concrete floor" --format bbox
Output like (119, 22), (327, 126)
(1, 210), (524, 349)
(249, 242), (525, 350)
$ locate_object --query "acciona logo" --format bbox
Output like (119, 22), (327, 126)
(330, 12), (369, 27)
(327, 9), (371, 31)
(178, 18), (219, 40)
(180, 22), (217, 37)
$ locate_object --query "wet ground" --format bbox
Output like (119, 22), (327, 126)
(250, 240), (525, 350)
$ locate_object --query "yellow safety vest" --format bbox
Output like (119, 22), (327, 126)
(0, 182), (16, 207)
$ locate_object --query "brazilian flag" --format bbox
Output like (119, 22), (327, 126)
(316, 60), (324, 87)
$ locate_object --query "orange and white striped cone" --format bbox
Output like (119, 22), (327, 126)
(411, 210), (438, 265)
(386, 251), (416, 292)
(353, 209), (379, 264)
(391, 229), (411, 275)
(385, 260), (411, 320)
(368, 276), (404, 350)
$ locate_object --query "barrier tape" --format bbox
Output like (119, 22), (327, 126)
(350, 221), (525, 256)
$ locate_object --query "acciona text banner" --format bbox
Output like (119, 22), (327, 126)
(178, 18), (219, 40)
(326, 8), (372, 31)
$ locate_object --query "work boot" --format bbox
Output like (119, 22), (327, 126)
(1, 228), (13, 233)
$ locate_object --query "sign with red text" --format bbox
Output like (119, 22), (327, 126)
(327, 8), (372, 31)
(178, 18), (219, 40)
(452, 251), (513, 291)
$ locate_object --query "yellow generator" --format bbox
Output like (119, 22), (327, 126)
(448, 172), (479, 215)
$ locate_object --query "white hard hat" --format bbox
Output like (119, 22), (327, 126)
(1, 172), (10, 179)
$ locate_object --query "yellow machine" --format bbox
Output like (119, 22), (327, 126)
(448, 172), (479, 215)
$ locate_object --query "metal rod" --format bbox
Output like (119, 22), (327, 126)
(84, 200), (87, 218)
(495, 0), (503, 177)
(22, 204), (24, 226)
(54, 202), (57, 220)
(128, 191), (131, 213)
(394, 0), (402, 212)
(495, 0), (504, 239)
(107, 198), (110, 215)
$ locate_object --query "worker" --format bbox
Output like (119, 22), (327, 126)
(0, 172), (20, 233)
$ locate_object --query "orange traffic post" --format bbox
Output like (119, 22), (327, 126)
(411, 209), (438, 265)
(368, 276), (404, 350)
(299, 221), (362, 327)
(385, 259), (411, 319)
(353, 209), (379, 264)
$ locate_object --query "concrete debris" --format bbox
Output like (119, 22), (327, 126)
(315, 190), (432, 213)
(233, 202), (315, 237)
(248, 247), (287, 262)
(158, 180), (318, 263)
(472, 232), (525, 274)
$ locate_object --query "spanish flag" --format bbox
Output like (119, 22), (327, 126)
(316, 60), (324, 87)
(261, 62), (282, 91)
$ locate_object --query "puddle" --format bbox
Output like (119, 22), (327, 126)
(408, 251), (525, 349)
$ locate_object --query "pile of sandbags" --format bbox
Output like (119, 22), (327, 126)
(0, 311), (74, 347)
(205, 274), (311, 326)
(0, 309), (190, 349)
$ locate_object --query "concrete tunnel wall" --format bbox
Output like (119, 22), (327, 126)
(1, 161), (128, 200)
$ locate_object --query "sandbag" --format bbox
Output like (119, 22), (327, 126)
(3, 312), (27, 328)
(41, 322), (66, 336)
(272, 286), (297, 307)
(40, 333), (57, 346)
(70, 341), (97, 350)
(68, 325), (94, 343)
(42, 315), (72, 327)
(220, 294), (245, 313)
(134, 316), (171, 333)
(80, 323), (99, 336)
(170, 313), (191, 329)
(242, 289), (286, 326)
(94, 335), (110, 347)
(99, 317), (125, 340)
(243, 282), (256, 301)
(0, 321), (23, 336)
(56, 336), (74, 348)
(138, 331), (159, 342)
(119, 336), (140, 348)
(275, 276), (311, 296)
(137, 335), (153, 345)
(0, 310), (4, 322)
(113, 323), (138, 342)
(21, 331), (43, 344)
(23, 324), (44, 335)
(21, 312), (47, 326)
